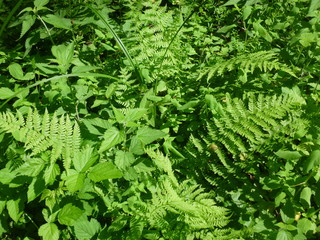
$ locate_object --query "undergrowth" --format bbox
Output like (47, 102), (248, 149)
(1, 0), (320, 239)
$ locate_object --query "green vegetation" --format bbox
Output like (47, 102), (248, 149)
(0, 0), (320, 239)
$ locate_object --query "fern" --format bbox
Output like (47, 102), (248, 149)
(0, 108), (81, 170)
(198, 51), (297, 81)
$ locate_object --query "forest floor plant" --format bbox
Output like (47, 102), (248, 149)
(0, 0), (320, 239)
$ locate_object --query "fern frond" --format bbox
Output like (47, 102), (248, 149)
(198, 51), (297, 81)
(0, 108), (81, 170)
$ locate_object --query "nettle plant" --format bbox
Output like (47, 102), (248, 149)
(1, 0), (320, 239)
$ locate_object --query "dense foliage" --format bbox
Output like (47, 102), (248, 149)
(1, 0), (320, 239)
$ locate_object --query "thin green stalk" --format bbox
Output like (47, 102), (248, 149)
(86, 4), (143, 83)
(155, 7), (197, 94)
(0, 73), (120, 109)
(0, 0), (23, 39)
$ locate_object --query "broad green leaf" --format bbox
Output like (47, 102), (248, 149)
(8, 63), (24, 79)
(20, 14), (36, 39)
(88, 162), (122, 182)
(222, 0), (241, 6)
(276, 229), (293, 240)
(280, 202), (295, 224)
(8, 63), (34, 80)
(275, 150), (301, 160)
(123, 108), (148, 124)
(27, 177), (46, 202)
(73, 147), (98, 173)
(99, 127), (125, 153)
(308, 0), (320, 15)
(253, 22), (273, 42)
(65, 172), (86, 193)
(7, 199), (23, 223)
(44, 164), (60, 185)
(129, 127), (166, 155)
(0, 87), (14, 99)
(300, 187), (312, 208)
(177, 100), (199, 111)
(217, 24), (237, 33)
(275, 192), (286, 207)
(42, 14), (72, 29)
(34, 0), (49, 8)
(58, 203), (84, 226)
(115, 150), (135, 170)
(39, 223), (59, 240)
(74, 218), (101, 240)
(243, 6), (252, 20)
(112, 107), (125, 122)
(51, 43), (74, 72)
(297, 218), (316, 234)
(303, 150), (320, 174)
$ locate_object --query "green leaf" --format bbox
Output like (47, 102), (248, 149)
(88, 162), (123, 182)
(275, 150), (302, 160)
(280, 202), (295, 224)
(58, 203), (84, 226)
(300, 187), (312, 208)
(308, 0), (320, 15)
(74, 218), (101, 240)
(20, 14), (36, 39)
(123, 108), (148, 125)
(129, 127), (166, 155)
(44, 164), (60, 185)
(27, 177), (46, 202)
(217, 24), (237, 33)
(42, 14), (72, 29)
(6, 199), (23, 223)
(34, 0), (49, 8)
(8, 63), (34, 80)
(297, 218), (316, 234)
(8, 63), (24, 79)
(99, 127), (125, 153)
(0, 87), (14, 99)
(115, 150), (135, 170)
(222, 0), (241, 6)
(65, 172), (86, 193)
(303, 150), (320, 174)
(275, 192), (286, 207)
(253, 22), (273, 42)
(276, 229), (293, 240)
(51, 43), (74, 72)
(39, 223), (59, 240)
(73, 147), (98, 173)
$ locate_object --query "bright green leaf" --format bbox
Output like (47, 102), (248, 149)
(39, 223), (59, 240)
(280, 202), (295, 224)
(297, 218), (316, 234)
(34, 0), (49, 8)
(20, 14), (36, 39)
(58, 203), (84, 226)
(115, 150), (135, 170)
(275, 150), (301, 160)
(88, 162), (122, 182)
(276, 229), (293, 240)
(74, 218), (101, 240)
(303, 150), (320, 174)
(65, 172), (86, 193)
(73, 147), (98, 173)
(222, 0), (241, 6)
(129, 127), (166, 155)
(0, 88), (14, 99)
(27, 177), (46, 202)
(6, 199), (23, 223)
(308, 0), (320, 15)
(253, 22), (273, 42)
(42, 14), (72, 29)
(99, 127), (124, 153)
(300, 187), (312, 208)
